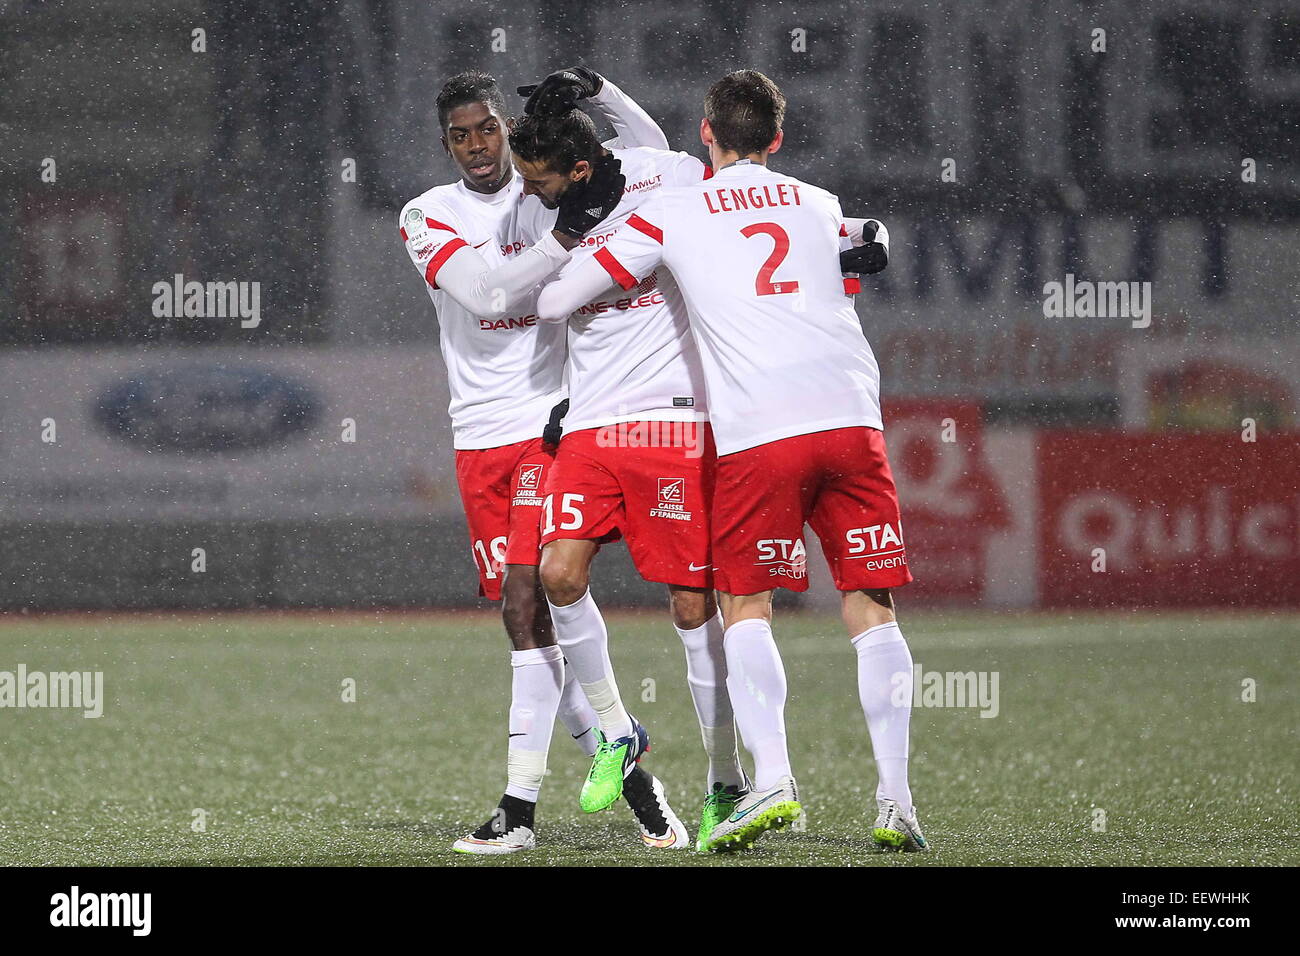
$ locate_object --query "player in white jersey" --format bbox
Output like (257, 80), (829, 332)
(535, 71), (927, 854)
(503, 110), (744, 850)
(397, 68), (686, 854)
(513, 109), (888, 851)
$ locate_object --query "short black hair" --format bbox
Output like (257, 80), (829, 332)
(436, 70), (509, 130)
(508, 110), (601, 175)
(704, 70), (787, 156)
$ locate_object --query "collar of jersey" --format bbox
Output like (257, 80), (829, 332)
(457, 176), (517, 205)
(715, 159), (765, 175)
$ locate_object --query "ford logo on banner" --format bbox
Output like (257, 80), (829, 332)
(95, 366), (319, 454)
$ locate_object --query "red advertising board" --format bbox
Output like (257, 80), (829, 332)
(1037, 431), (1300, 606)
(883, 400), (1011, 603)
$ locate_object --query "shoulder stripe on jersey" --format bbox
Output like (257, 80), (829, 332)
(594, 247), (638, 291)
(425, 238), (469, 289)
(402, 218), (459, 243)
(626, 214), (663, 244)
(843, 277), (861, 295)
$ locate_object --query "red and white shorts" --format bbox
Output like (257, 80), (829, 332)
(540, 423), (716, 589)
(710, 426), (913, 595)
(454, 437), (554, 600)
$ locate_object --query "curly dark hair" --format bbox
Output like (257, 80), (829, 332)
(436, 70), (509, 130)
(508, 109), (601, 174)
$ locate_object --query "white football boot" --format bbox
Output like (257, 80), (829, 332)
(622, 765), (689, 849)
(703, 774), (801, 852)
(871, 798), (930, 852)
(453, 803), (536, 855)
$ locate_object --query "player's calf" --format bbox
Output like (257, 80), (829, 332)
(501, 563), (555, 651)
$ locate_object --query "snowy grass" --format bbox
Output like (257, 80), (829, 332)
(0, 609), (1295, 866)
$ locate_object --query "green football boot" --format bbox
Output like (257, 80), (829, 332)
(579, 719), (650, 813)
(695, 780), (749, 852)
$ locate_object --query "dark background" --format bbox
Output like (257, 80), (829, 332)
(1, 0), (1297, 609)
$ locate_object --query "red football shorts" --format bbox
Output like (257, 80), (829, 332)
(710, 426), (913, 595)
(454, 437), (553, 600)
(540, 423), (715, 589)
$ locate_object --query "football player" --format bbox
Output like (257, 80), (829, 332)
(512, 106), (887, 850)
(534, 71), (922, 854)
(398, 68), (687, 853)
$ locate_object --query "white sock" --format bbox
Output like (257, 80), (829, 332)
(851, 622), (914, 814)
(505, 645), (566, 803)
(548, 589), (634, 741)
(677, 613), (744, 788)
(557, 656), (599, 757)
(723, 618), (791, 791)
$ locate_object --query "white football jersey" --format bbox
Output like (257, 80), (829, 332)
(400, 178), (565, 450)
(505, 147), (712, 434)
(398, 78), (668, 450)
(575, 160), (882, 456)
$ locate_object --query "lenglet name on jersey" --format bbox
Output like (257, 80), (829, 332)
(703, 182), (802, 215)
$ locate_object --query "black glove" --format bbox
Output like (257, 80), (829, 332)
(517, 67), (603, 116)
(542, 398), (569, 448)
(839, 221), (889, 275)
(553, 152), (625, 241)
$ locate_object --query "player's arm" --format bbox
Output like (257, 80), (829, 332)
(536, 204), (667, 323)
(518, 67), (668, 150)
(400, 210), (570, 315)
(587, 75), (669, 150)
(399, 157), (625, 314)
(431, 235), (572, 314)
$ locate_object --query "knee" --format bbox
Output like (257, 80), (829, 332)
(539, 547), (589, 607)
(843, 587), (896, 635)
(720, 591), (773, 628)
(670, 588), (716, 630)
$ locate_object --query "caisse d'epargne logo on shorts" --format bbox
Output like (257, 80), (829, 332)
(513, 463), (544, 507)
(756, 538), (808, 579)
(650, 477), (692, 521)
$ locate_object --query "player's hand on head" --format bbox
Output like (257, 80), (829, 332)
(517, 67), (604, 116)
(554, 151), (626, 241)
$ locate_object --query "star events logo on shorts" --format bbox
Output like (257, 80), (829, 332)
(756, 538), (808, 579)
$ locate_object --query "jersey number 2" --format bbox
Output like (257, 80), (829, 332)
(740, 222), (800, 296)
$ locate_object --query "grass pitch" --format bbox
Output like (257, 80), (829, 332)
(0, 608), (1295, 866)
